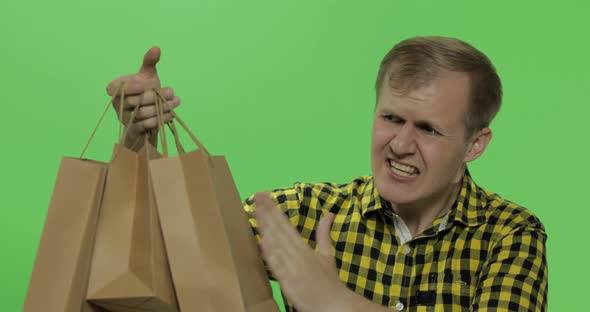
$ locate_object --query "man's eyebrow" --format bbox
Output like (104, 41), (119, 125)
(414, 119), (447, 134)
(379, 107), (400, 116)
(414, 120), (437, 128)
(379, 108), (446, 131)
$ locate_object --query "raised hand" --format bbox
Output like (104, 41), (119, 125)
(107, 47), (181, 144)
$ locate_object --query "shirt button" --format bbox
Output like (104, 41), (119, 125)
(402, 246), (411, 255)
(395, 301), (405, 311)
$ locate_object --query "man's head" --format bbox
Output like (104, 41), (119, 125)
(375, 36), (502, 136)
(370, 36), (501, 207)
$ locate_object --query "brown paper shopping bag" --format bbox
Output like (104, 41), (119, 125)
(148, 91), (279, 312)
(85, 140), (178, 312)
(23, 157), (108, 312)
(23, 88), (126, 312)
(85, 87), (178, 311)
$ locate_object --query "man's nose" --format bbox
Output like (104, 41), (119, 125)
(390, 124), (417, 156)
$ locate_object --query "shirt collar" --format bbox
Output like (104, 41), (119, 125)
(360, 177), (391, 218)
(447, 169), (488, 227)
(361, 169), (487, 227)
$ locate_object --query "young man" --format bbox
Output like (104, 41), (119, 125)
(110, 36), (548, 311)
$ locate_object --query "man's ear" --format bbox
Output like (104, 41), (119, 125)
(464, 127), (492, 163)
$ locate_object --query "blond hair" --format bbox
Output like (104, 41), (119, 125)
(376, 36), (502, 136)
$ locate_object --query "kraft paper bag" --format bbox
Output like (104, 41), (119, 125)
(148, 91), (279, 312)
(86, 141), (178, 312)
(23, 157), (108, 312)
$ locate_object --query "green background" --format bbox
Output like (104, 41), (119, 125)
(1, 0), (587, 310)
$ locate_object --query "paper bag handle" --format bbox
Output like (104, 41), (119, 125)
(79, 83), (209, 159)
(153, 88), (187, 157)
(80, 83), (145, 159)
(153, 88), (210, 157)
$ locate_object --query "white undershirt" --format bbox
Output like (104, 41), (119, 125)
(384, 209), (450, 245)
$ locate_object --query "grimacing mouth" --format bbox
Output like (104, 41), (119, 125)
(387, 159), (420, 175)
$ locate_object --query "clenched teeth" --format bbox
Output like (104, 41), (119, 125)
(389, 160), (419, 176)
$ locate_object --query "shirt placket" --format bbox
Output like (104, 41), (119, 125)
(384, 209), (413, 311)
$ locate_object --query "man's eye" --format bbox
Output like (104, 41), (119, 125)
(383, 115), (401, 123)
(420, 126), (440, 136)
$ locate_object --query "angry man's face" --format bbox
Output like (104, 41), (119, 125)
(371, 69), (491, 208)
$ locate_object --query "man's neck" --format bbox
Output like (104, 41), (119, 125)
(391, 181), (462, 238)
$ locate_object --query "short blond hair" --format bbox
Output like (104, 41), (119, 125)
(376, 36), (502, 136)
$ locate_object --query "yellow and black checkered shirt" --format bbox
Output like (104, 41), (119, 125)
(243, 170), (548, 311)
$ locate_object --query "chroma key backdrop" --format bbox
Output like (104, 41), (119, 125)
(1, 1), (588, 311)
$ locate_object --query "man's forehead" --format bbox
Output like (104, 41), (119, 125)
(388, 87), (435, 105)
(377, 86), (439, 114)
(378, 89), (470, 134)
(379, 71), (470, 111)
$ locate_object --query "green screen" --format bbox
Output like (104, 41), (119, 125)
(2, 1), (588, 310)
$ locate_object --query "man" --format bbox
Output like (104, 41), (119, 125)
(109, 36), (548, 311)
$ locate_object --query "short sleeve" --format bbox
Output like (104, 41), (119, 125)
(471, 223), (548, 311)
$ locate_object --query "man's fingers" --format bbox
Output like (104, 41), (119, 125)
(106, 79), (146, 96)
(113, 87), (175, 110)
(254, 192), (296, 244)
(120, 98), (179, 123)
(115, 97), (180, 124)
(253, 192), (304, 245)
(253, 192), (274, 210)
(134, 97), (180, 121)
(128, 112), (173, 134)
(106, 47), (162, 98)
(316, 213), (335, 257)
(253, 192), (275, 237)
(266, 199), (306, 244)
(119, 87), (171, 109)
(253, 192), (296, 238)
(253, 192), (305, 262)
(138, 46), (161, 78)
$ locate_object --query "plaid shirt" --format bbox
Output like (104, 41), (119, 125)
(243, 170), (548, 311)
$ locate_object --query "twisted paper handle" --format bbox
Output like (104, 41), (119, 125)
(153, 88), (210, 157)
(80, 83), (142, 159)
(79, 83), (210, 160)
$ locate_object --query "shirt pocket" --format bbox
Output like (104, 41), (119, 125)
(409, 271), (478, 311)
(439, 271), (478, 309)
(441, 271), (476, 295)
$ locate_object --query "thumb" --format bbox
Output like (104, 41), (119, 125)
(138, 46), (161, 78)
(316, 213), (335, 257)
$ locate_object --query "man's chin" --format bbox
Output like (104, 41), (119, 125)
(380, 192), (419, 207)
(374, 175), (420, 205)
